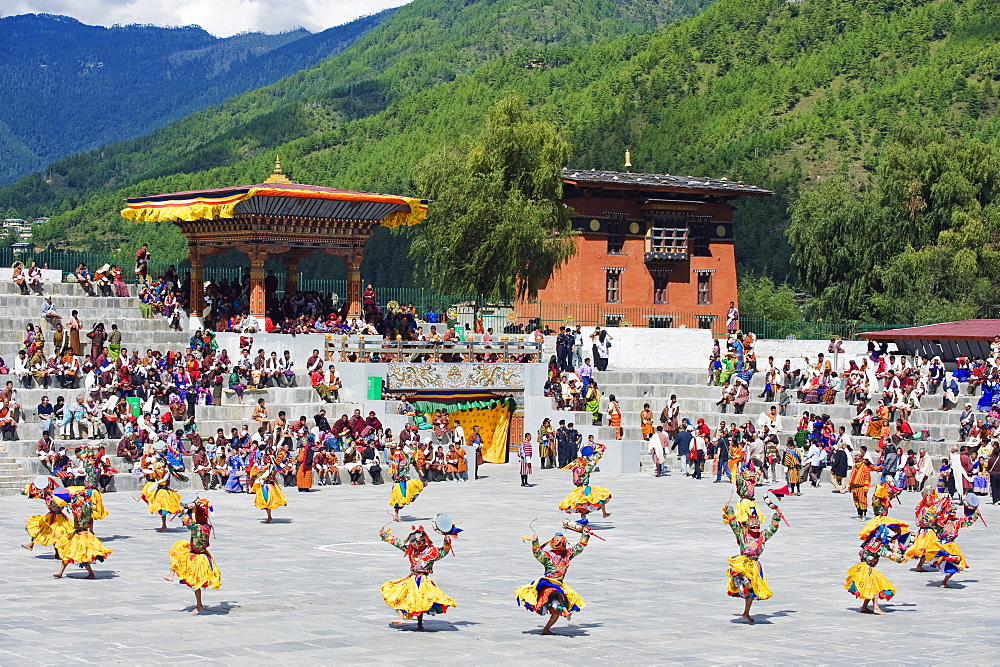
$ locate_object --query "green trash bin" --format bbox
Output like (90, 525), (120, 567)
(454, 324), (465, 342)
(126, 396), (142, 417)
(367, 376), (383, 400)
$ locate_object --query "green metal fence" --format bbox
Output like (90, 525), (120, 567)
(738, 318), (912, 341)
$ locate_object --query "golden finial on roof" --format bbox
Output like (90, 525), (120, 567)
(264, 155), (292, 184)
(625, 148), (632, 172)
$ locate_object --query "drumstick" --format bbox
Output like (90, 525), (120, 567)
(582, 527), (607, 541)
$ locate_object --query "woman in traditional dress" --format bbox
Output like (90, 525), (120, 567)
(379, 524), (454, 630)
(845, 517), (909, 614)
(585, 381), (601, 426)
(250, 457), (287, 523)
(165, 497), (220, 614)
(514, 529), (590, 635)
(388, 445), (424, 521)
(607, 394), (622, 439)
(53, 490), (111, 579)
(639, 403), (655, 441)
(558, 443), (612, 524)
(141, 452), (182, 531)
(722, 496), (781, 624)
(866, 400), (889, 438)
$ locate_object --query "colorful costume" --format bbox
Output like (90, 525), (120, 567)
(141, 455), (182, 516)
(905, 490), (942, 561)
(79, 454), (108, 520)
(723, 502), (780, 600)
(55, 492), (112, 566)
(558, 444), (611, 518)
(388, 449), (424, 510)
(25, 494), (72, 548)
(846, 517), (909, 601)
(250, 463), (288, 511)
(926, 499), (979, 576)
(848, 457), (878, 519)
(379, 526), (455, 618)
(871, 480), (902, 517)
(168, 499), (221, 590)
(514, 533), (589, 616)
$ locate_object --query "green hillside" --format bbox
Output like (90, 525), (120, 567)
(3, 0), (1000, 309)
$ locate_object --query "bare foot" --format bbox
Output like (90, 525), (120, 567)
(156, 528), (168, 532)
(83, 573), (96, 579)
(741, 614), (755, 624)
(940, 582), (952, 588)
(162, 575), (174, 582)
(872, 607), (886, 615)
(190, 608), (202, 615)
(541, 628), (556, 635)
(914, 568), (926, 572)
(265, 518), (273, 524)
(860, 607), (874, 614)
(21, 543), (34, 550)
(52, 573), (62, 578)
(602, 511), (612, 518)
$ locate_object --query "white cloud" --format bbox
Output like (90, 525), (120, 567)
(2, 0), (409, 37)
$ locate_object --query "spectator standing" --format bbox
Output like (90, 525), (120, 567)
(673, 425), (693, 477)
(518, 433), (532, 487)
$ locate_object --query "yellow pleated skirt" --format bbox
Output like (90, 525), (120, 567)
(25, 513), (73, 546)
(845, 563), (895, 600)
(558, 485), (612, 513)
(168, 541), (222, 590)
(931, 541), (968, 573)
(142, 482), (181, 515)
(727, 554), (772, 600)
(55, 530), (112, 565)
(254, 482), (288, 510)
(514, 578), (585, 616)
(380, 573), (455, 618)
(389, 479), (424, 509)
(904, 529), (939, 560)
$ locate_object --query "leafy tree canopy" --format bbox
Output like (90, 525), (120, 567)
(409, 96), (576, 303)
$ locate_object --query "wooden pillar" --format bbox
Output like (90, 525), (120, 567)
(347, 258), (362, 318)
(237, 244), (289, 324)
(187, 244), (219, 330)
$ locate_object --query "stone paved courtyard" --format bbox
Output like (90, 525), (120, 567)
(0, 462), (997, 664)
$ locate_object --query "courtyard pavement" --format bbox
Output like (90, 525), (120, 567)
(0, 461), (997, 664)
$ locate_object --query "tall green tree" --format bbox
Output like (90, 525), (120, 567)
(409, 96), (577, 305)
(788, 127), (1000, 323)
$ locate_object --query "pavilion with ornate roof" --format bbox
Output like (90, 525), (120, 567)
(120, 158), (428, 326)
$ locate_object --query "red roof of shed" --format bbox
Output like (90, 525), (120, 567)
(860, 320), (1000, 341)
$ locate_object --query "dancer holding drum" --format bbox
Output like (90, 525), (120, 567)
(379, 514), (459, 630)
(388, 444), (424, 522)
(21, 476), (72, 556)
(165, 495), (221, 614)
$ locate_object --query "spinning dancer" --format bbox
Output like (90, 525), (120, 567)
(388, 445), (424, 522)
(250, 457), (287, 524)
(905, 489), (941, 572)
(722, 471), (781, 624)
(379, 524), (455, 630)
(514, 529), (590, 635)
(165, 497), (221, 614)
(870, 479), (903, 518)
(558, 443), (612, 524)
(141, 450), (182, 531)
(845, 517), (909, 615)
(77, 447), (109, 521)
(925, 495), (982, 588)
(53, 489), (112, 579)
(21, 478), (71, 556)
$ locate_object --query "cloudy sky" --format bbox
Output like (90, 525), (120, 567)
(2, 0), (411, 37)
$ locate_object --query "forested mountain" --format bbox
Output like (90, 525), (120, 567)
(0, 10), (394, 184)
(2, 0), (999, 317)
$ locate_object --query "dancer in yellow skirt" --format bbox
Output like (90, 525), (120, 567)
(905, 489), (941, 571)
(250, 458), (287, 523)
(141, 451), (182, 531)
(78, 447), (108, 520)
(388, 445), (424, 522)
(722, 471), (781, 624)
(53, 489), (111, 579)
(926, 494), (981, 588)
(21, 477), (72, 556)
(379, 524), (454, 630)
(558, 442), (611, 525)
(165, 496), (220, 614)
(846, 516), (909, 615)
(514, 529), (590, 635)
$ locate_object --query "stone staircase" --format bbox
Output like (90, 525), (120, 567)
(587, 369), (971, 463)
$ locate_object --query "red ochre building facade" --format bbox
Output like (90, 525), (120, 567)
(526, 168), (773, 330)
